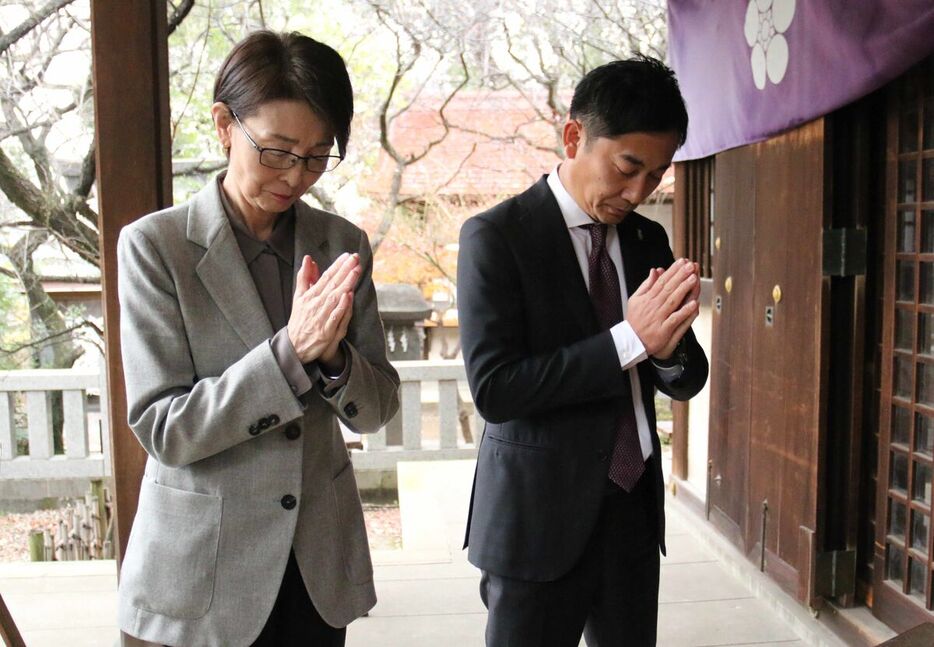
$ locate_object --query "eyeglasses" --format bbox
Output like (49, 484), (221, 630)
(230, 110), (343, 173)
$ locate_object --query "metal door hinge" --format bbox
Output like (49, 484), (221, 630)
(814, 549), (856, 598)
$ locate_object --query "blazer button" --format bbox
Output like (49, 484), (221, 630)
(258, 418), (271, 431)
(284, 424), (301, 440)
(597, 449), (609, 462)
(344, 402), (358, 418)
(281, 494), (297, 510)
(269, 414), (281, 426)
(248, 424), (261, 436)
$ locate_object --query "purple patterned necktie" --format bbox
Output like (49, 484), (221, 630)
(584, 223), (645, 492)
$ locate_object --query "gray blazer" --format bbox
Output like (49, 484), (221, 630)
(115, 178), (399, 646)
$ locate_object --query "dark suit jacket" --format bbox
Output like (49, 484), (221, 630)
(457, 176), (708, 583)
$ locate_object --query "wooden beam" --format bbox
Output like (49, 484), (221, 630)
(670, 161), (689, 481)
(90, 0), (171, 584)
(91, 4), (171, 644)
(0, 592), (25, 647)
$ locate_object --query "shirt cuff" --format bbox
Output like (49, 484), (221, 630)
(610, 321), (647, 371)
(270, 328), (313, 397)
(319, 340), (351, 397)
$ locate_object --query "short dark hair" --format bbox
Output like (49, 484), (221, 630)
(569, 55), (688, 146)
(213, 31), (354, 157)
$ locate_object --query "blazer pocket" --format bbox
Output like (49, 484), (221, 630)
(121, 479), (222, 619)
(331, 466), (374, 584)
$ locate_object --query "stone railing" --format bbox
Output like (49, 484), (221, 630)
(0, 360), (480, 483)
(351, 360), (481, 471)
(0, 368), (109, 480)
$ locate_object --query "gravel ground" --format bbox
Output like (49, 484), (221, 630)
(362, 502), (402, 551)
(0, 509), (64, 562)
(0, 503), (402, 562)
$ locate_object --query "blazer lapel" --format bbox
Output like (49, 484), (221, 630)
(519, 177), (598, 336)
(188, 179), (274, 349)
(292, 200), (332, 278)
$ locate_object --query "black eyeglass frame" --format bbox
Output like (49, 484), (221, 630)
(230, 109), (343, 173)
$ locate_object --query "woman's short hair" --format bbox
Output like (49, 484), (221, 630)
(569, 55), (688, 146)
(214, 31), (354, 157)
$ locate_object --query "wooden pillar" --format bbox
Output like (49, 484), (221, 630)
(670, 162), (690, 481)
(90, 0), (171, 583)
(0, 592), (25, 647)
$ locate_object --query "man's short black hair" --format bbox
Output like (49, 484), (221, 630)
(569, 55), (688, 146)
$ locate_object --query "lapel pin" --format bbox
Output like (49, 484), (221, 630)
(637, 228), (644, 241)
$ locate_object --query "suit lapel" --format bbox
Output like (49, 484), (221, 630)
(292, 200), (332, 279)
(518, 178), (660, 340)
(519, 177), (598, 336)
(617, 216), (652, 300)
(617, 215), (657, 388)
(188, 179), (274, 349)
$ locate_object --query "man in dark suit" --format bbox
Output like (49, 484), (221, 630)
(457, 56), (709, 647)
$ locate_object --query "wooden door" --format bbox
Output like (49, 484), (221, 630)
(747, 120), (826, 595)
(708, 121), (826, 599)
(707, 145), (756, 550)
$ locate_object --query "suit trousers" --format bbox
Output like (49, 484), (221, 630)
(249, 550), (346, 647)
(479, 461), (660, 647)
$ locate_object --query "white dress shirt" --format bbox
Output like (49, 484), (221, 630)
(546, 168), (658, 460)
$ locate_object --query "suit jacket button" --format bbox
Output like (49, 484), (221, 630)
(281, 494), (297, 510)
(249, 424), (261, 436)
(284, 424), (301, 440)
(259, 417), (271, 431)
(597, 450), (609, 462)
(269, 414), (280, 426)
(344, 403), (358, 418)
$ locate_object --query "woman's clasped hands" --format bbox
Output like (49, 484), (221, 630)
(287, 252), (360, 373)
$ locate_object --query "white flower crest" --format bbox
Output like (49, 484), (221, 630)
(744, 0), (795, 90)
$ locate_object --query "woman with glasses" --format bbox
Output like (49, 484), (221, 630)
(115, 31), (399, 647)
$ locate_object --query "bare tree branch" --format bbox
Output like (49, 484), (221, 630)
(74, 137), (96, 198)
(0, 221), (39, 229)
(254, 0), (266, 28)
(402, 242), (456, 286)
(407, 54), (469, 165)
(173, 160), (228, 177)
(0, 230), (84, 367)
(171, 19), (212, 142)
(432, 141), (477, 195)
(0, 145), (99, 266)
(0, 321), (96, 357)
(309, 186), (337, 213)
(0, 0), (76, 56)
(167, 0), (196, 35)
(0, 119), (59, 142)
